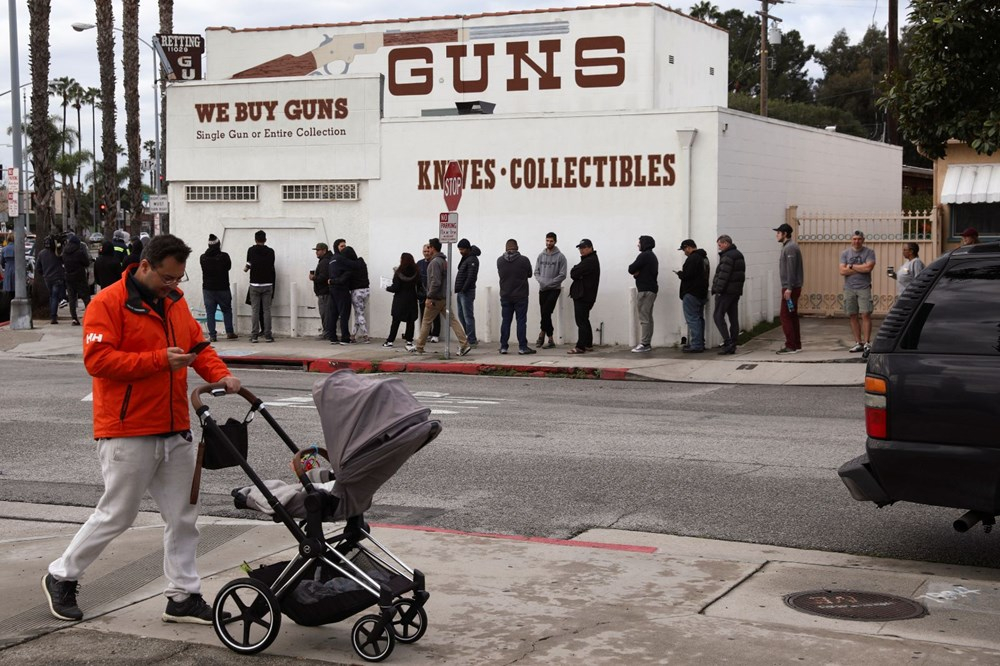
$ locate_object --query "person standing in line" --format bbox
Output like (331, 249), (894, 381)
(1, 232), (16, 295)
(200, 234), (237, 342)
(628, 235), (659, 353)
(383, 252), (420, 350)
(325, 239), (347, 344)
(36, 236), (67, 325)
(244, 230), (275, 343)
(497, 238), (535, 355)
(773, 223), (804, 355)
(327, 241), (354, 345)
(415, 244), (442, 342)
(123, 238), (144, 271)
(112, 229), (130, 268)
(61, 234), (92, 326)
(454, 238), (481, 347)
(42, 233), (241, 625)
(959, 227), (979, 246)
(675, 239), (709, 353)
(567, 238), (600, 354)
(840, 229), (877, 353)
(310, 242), (331, 340)
(411, 238), (471, 356)
(711, 235), (746, 355)
(887, 242), (924, 295)
(534, 232), (567, 349)
(343, 246), (371, 343)
(94, 241), (122, 291)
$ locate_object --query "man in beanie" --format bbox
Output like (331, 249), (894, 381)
(310, 242), (331, 339)
(628, 235), (659, 352)
(497, 238), (534, 354)
(244, 230), (275, 343)
(201, 234), (237, 342)
(454, 238), (481, 346)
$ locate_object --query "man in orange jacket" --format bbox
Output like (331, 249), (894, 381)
(43, 234), (241, 625)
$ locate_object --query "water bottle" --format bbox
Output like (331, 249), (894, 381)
(786, 298), (795, 312)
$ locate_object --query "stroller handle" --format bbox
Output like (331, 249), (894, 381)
(190, 382), (260, 410)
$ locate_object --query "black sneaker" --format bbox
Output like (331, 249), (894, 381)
(163, 593), (226, 625)
(42, 573), (83, 621)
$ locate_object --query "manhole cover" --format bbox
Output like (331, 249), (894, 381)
(784, 590), (927, 622)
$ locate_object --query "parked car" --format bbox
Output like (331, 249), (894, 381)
(839, 242), (1000, 533)
(87, 231), (104, 244)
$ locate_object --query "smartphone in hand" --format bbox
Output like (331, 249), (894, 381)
(188, 341), (211, 355)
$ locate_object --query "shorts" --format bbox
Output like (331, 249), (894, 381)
(844, 287), (873, 315)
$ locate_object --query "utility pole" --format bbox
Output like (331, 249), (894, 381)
(886, 0), (899, 144)
(757, 0), (783, 117)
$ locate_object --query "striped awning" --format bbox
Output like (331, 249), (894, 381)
(940, 164), (1000, 204)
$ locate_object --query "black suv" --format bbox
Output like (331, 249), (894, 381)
(839, 242), (1000, 532)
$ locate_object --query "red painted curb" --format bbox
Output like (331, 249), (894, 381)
(306, 359), (375, 374)
(407, 361), (481, 375)
(372, 522), (658, 553)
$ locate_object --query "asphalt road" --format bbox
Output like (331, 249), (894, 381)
(2, 358), (996, 568)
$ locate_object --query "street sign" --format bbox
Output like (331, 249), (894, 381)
(439, 211), (458, 243)
(442, 160), (463, 212)
(147, 194), (169, 214)
(6, 167), (19, 217)
(141, 159), (154, 172)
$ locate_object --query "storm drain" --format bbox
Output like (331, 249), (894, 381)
(784, 589), (927, 622)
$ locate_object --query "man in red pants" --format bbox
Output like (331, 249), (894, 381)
(774, 223), (804, 354)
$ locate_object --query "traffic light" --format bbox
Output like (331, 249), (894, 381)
(99, 203), (107, 215)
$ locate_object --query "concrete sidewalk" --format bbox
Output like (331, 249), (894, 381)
(0, 315), (873, 386)
(2, 501), (999, 664)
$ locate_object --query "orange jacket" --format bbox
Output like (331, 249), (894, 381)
(83, 268), (231, 439)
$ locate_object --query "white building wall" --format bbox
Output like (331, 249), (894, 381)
(714, 109), (903, 336)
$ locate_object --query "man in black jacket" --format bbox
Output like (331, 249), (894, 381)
(310, 242), (331, 339)
(454, 238), (480, 346)
(244, 230), (275, 343)
(711, 235), (746, 355)
(676, 239), (710, 352)
(568, 239), (600, 354)
(627, 235), (658, 353)
(497, 238), (534, 354)
(61, 234), (92, 326)
(201, 234), (237, 342)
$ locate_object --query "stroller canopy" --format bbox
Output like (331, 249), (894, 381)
(313, 370), (438, 519)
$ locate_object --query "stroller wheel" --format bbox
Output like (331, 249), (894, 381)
(213, 577), (282, 655)
(390, 599), (428, 643)
(352, 613), (395, 662)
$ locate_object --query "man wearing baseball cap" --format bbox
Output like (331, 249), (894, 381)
(310, 242), (332, 339)
(675, 239), (709, 353)
(568, 239), (600, 354)
(959, 227), (979, 246)
(773, 223), (804, 354)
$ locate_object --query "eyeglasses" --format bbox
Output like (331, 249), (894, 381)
(155, 269), (188, 285)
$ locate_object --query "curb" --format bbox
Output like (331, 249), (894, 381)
(221, 354), (630, 380)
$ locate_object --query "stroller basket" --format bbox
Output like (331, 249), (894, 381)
(249, 549), (411, 627)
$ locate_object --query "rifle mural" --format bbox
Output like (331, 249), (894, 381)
(232, 21), (571, 79)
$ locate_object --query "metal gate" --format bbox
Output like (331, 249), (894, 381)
(788, 205), (940, 316)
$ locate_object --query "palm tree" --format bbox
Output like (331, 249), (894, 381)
(123, 0), (143, 236)
(28, 0), (55, 246)
(81, 86), (101, 228)
(47, 75), (76, 230)
(143, 139), (156, 189)
(69, 80), (86, 228)
(96, 0), (118, 237)
(689, 1), (723, 22)
(159, 0), (174, 232)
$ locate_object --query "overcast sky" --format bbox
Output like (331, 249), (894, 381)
(1, 0), (909, 183)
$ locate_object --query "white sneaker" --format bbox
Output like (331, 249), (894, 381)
(631, 344), (651, 353)
(382, 341), (393, 348)
(429, 336), (439, 343)
(849, 342), (865, 353)
(404, 342), (416, 352)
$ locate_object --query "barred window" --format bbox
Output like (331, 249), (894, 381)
(185, 185), (258, 202)
(282, 183), (359, 202)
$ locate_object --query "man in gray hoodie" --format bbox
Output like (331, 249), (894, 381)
(412, 238), (471, 356)
(534, 232), (567, 348)
(498, 238), (535, 355)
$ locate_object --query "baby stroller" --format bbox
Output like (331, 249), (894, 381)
(191, 369), (440, 662)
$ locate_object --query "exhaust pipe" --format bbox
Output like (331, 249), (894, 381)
(953, 510), (995, 533)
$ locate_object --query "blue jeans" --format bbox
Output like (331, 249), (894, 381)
(456, 290), (477, 344)
(203, 289), (235, 338)
(499, 299), (529, 351)
(46, 279), (66, 319)
(682, 293), (707, 350)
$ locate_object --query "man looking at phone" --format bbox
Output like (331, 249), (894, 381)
(43, 234), (241, 625)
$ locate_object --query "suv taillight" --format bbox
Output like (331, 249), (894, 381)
(864, 375), (887, 439)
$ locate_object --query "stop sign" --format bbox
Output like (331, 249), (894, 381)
(442, 160), (463, 212)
